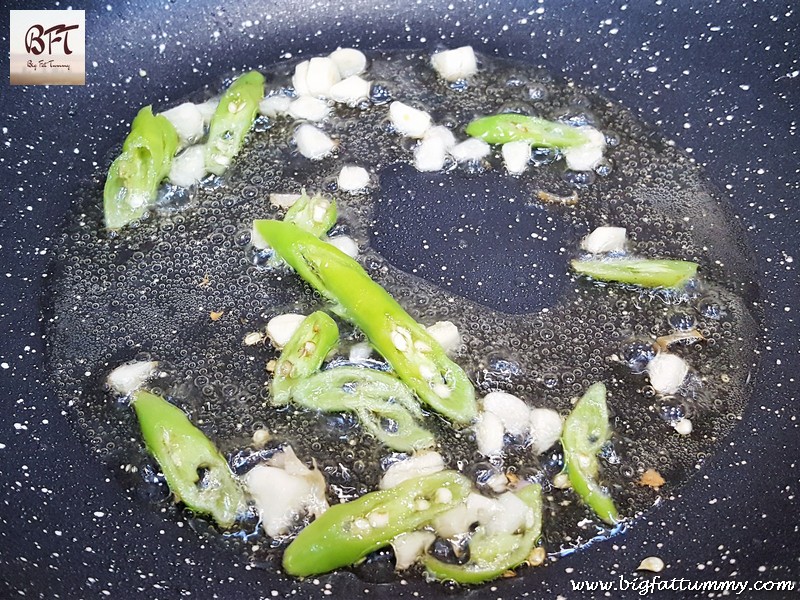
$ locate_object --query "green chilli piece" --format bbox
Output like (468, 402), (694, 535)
(253, 219), (477, 424)
(260, 191), (338, 268)
(291, 366), (435, 452)
(103, 106), (179, 229)
(205, 70), (265, 175)
(132, 390), (245, 528)
(284, 191), (337, 238)
(465, 114), (589, 148)
(282, 470), (472, 577)
(423, 484), (543, 584)
(355, 402), (433, 453)
(561, 382), (618, 525)
(571, 258), (699, 289)
(270, 311), (339, 406)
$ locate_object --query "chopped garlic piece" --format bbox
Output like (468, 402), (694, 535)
(269, 193), (303, 209)
(529, 408), (563, 455)
(294, 57), (341, 98)
(195, 98), (219, 127)
(266, 313), (306, 349)
(432, 503), (472, 538)
(252, 428), (271, 446)
(329, 47), (368, 78)
(311, 201), (330, 223)
(292, 60), (311, 96)
(288, 96), (330, 122)
(553, 472), (571, 489)
(425, 321), (461, 355)
(327, 235), (359, 258)
(160, 102), (205, 146)
(433, 492), (498, 538)
(482, 391), (530, 437)
(581, 226), (627, 254)
(389, 101), (432, 138)
(259, 94), (292, 118)
(348, 341), (372, 362)
(329, 75), (372, 105)
(168, 145), (207, 188)
(243, 331), (265, 346)
(673, 418), (693, 435)
(392, 531), (435, 570)
(485, 471), (509, 493)
(244, 445), (329, 538)
(294, 124), (336, 159)
(414, 138), (448, 172)
(423, 125), (457, 149)
(337, 165), (370, 191)
(431, 46), (478, 81)
(379, 452), (445, 489)
(647, 352), (689, 394)
(450, 138), (491, 162)
(502, 140), (531, 174)
(483, 491), (534, 535)
(563, 126), (606, 171)
(475, 411), (505, 456)
(107, 361), (158, 395)
(306, 57), (341, 97)
(637, 556), (665, 573)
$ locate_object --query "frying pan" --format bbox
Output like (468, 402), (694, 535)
(1, 0), (798, 598)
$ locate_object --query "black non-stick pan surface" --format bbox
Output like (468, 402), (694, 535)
(1, 1), (798, 598)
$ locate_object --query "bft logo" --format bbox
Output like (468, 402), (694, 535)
(25, 23), (81, 56)
(10, 10), (86, 85)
